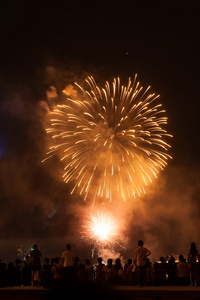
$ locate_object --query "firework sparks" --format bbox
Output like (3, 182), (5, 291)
(43, 75), (172, 204)
(82, 211), (118, 248)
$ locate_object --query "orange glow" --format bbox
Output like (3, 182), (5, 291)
(43, 75), (172, 204)
(82, 211), (117, 245)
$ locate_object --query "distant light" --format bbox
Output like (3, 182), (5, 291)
(126, 52), (128, 54)
(30, 248), (34, 251)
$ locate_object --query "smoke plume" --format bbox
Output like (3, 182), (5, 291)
(0, 67), (199, 264)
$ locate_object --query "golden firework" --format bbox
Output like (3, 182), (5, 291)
(44, 75), (172, 204)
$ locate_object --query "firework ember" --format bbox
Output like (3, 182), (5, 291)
(82, 211), (118, 248)
(44, 75), (172, 204)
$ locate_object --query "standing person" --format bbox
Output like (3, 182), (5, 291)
(0, 259), (6, 287)
(14, 259), (21, 286)
(85, 259), (94, 281)
(167, 255), (176, 284)
(188, 242), (199, 286)
(103, 259), (116, 285)
(145, 258), (153, 286)
(20, 255), (32, 286)
(96, 257), (105, 283)
(0, 260), (6, 287)
(124, 259), (134, 285)
(51, 257), (63, 287)
(134, 240), (151, 286)
(73, 257), (81, 281)
(30, 244), (42, 287)
(114, 258), (125, 285)
(42, 258), (52, 289)
(6, 262), (15, 286)
(61, 244), (75, 281)
(177, 255), (189, 286)
(158, 257), (167, 285)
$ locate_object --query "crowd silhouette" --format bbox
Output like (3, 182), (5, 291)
(0, 241), (200, 288)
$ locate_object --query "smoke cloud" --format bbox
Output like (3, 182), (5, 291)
(0, 66), (199, 265)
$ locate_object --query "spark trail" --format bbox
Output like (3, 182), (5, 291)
(43, 75), (172, 204)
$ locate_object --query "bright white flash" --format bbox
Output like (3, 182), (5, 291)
(83, 211), (117, 244)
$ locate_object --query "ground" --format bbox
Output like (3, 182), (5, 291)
(1, 285), (200, 300)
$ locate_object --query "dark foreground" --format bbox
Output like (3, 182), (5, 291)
(1, 285), (200, 300)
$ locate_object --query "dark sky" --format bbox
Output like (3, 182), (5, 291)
(1, 0), (200, 160)
(0, 0), (200, 260)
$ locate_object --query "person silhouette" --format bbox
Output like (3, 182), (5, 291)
(30, 244), (42, 287)
(188, 242), (199, 286)
(134, 240), (151, 286)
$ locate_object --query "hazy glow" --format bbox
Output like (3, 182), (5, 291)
(82, 211), (117, 246)
(43, 75), (172, 204)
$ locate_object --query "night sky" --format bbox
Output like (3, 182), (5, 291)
(0, 1), (200, 260)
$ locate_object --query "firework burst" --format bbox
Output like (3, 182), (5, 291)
(81, 211), (118, 250)
(43, 75), (172, 204)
